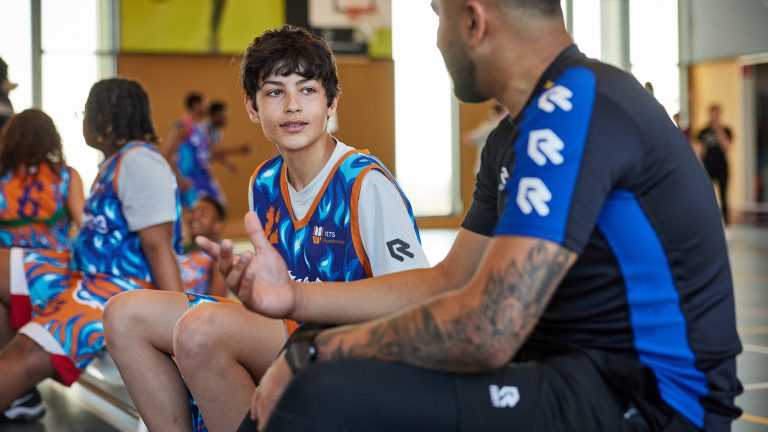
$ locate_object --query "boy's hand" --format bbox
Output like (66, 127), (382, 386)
(196, 237), (243, 294)
(237, 212), (296, 317)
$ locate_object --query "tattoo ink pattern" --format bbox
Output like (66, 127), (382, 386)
(318, 240), (571, 372)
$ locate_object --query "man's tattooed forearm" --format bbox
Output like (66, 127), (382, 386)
(318, 241), (571, 372)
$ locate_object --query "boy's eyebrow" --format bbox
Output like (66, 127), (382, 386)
(262, 77), (317, 87)
(262, 80), (285, 86)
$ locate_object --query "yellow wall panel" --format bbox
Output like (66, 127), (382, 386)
(120, 0), (284, 54)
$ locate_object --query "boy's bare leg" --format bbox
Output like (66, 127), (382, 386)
(173, 302), (286, 432)
(104, 290), (193, 432)
(0, 335), (54, 408)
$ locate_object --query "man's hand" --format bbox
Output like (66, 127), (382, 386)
(252, 354), (293, 431)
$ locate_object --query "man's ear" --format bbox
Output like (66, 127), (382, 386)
(244, 95), (260, 123)
(326, 96), (339, 119)
(464, 1), (488, 49)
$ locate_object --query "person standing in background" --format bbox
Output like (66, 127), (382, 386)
(0, 58), (17, 131)
(698, 104), (733, 226)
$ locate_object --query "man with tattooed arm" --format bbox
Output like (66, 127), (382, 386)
(203, 0), (741, 430)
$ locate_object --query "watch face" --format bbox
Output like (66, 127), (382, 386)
(288, 338), (316, 372)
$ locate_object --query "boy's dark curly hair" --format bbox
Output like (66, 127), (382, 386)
(241, 25), (340, 110)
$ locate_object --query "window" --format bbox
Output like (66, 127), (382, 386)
(392, 1), (455, 216)
(629, 0), (680, 116)
(42, 0), (111, 187)
(0, 1), (33, 113)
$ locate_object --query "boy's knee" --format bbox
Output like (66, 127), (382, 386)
(103, 290), (145, 346)
(173, 303), (224, 363)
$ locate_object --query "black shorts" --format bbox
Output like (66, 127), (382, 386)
(246, 350), (698, 432)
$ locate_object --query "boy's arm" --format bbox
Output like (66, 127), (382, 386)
(356, 170), (429, 276)
(292, 228), (489, 324)
(139, 222), (184, 292)
(197, 214), (490, 324)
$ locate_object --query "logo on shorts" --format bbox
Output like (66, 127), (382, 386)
(489, 385), (520, 408)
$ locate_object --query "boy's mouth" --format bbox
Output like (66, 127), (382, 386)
(281, 121), (308, 130)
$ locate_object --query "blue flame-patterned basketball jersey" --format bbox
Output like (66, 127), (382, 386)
(175, 123), (225, 209)
(250, 149), (419, 282)
(73, 141), (182, 287)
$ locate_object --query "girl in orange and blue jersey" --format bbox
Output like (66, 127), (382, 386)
(0, 78), (184, 414)
(0, 109), (84, 337)
(0, 109), (84, 422)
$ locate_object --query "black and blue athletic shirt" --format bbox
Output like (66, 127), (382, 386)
(462, 45), (742, 430)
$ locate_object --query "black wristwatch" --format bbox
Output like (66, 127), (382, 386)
(284, 329), (321, 374)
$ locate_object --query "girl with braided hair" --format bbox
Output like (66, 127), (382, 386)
(0, 109), (85, 422)
(0, 78), (185, 418)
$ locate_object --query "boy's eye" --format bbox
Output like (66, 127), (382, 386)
(301, 87), (317, 95)
(266, 89), (282, 97)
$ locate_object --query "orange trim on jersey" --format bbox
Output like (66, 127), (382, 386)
(350, 165), (380, 278)
(350, 163), (412, 278)
(283, 319), (301, 338)
(279, 149), (364, 230)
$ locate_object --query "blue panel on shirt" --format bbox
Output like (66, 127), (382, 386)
(495, 67), (596, 245)
(597, 190), (708, 427)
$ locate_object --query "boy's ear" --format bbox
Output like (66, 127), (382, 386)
(326, 96), (339, 118)
(244, 95), (260, 123)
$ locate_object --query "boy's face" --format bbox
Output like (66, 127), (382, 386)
(245, 72), (337, 153)
(188, 199), (223, 240)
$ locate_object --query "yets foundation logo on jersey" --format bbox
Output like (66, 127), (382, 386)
(312, 225), (344, 245)
(312, 225), (324, 245)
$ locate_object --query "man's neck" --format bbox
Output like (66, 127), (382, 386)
(494, 28), (572, 118)
(283, 134), (336, 191)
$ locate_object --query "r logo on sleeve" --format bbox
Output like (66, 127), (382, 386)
(386, 239), (414, 262)
(495, 67), (596, 245)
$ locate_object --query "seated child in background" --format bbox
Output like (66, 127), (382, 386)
(0, 109), (85, 422)
(179, 196), (226, 296)
(0, 77), (184, 415)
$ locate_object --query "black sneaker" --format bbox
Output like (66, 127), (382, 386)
(1, 388), (46, 423)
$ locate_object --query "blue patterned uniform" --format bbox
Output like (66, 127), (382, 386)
(175, 123), (225, 209)
(21, 141), (182, 385)
(1, 164), (73, 329)
(251, 149), (419, 282)
(0, 164), (71, 250)
(185, 149), (419, 432)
